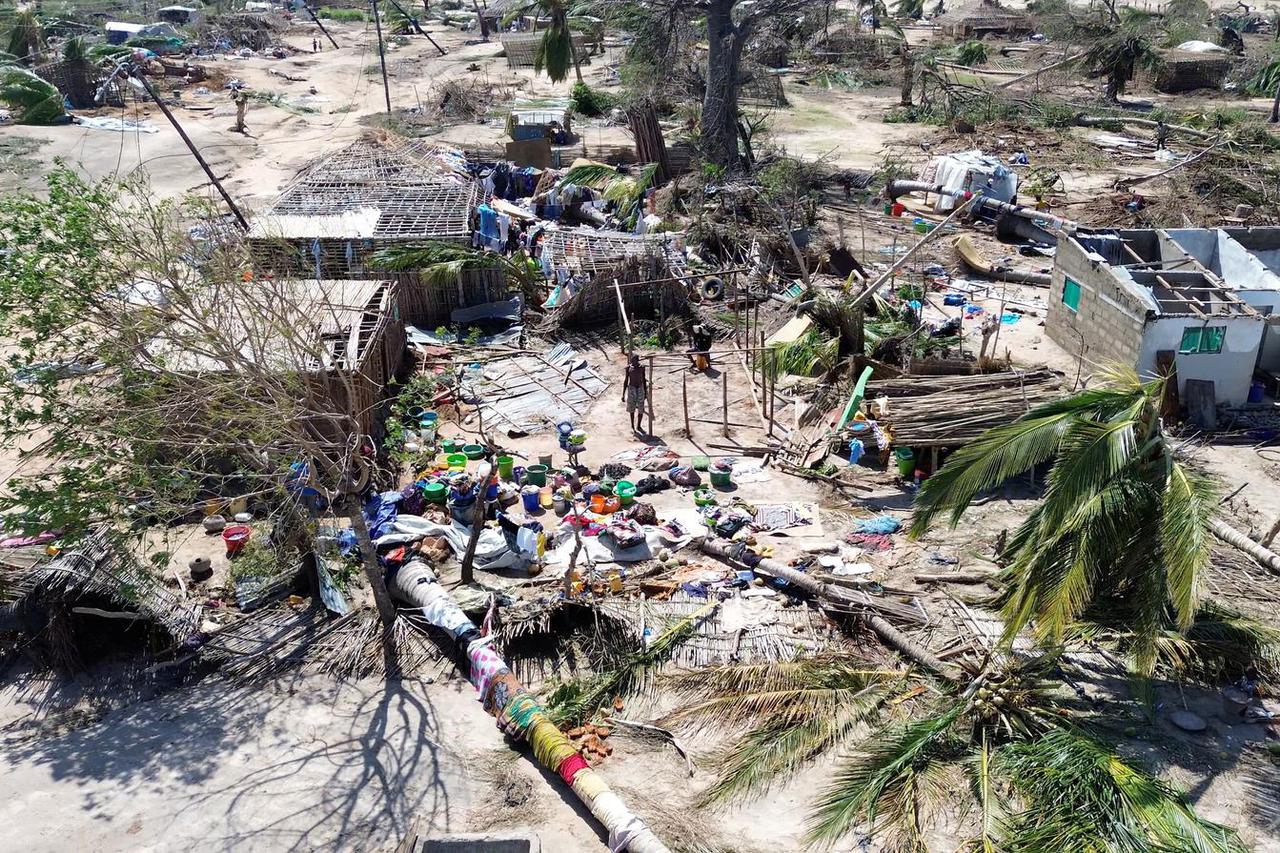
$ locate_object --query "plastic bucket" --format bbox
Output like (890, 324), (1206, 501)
(463, 444), (485, 460)
(423, 482), (447, 504)
(615, 480), (636, 505)
(590, 493), (607, 513)
(522, 487), (541, 513)
(447, 453), (468, 471)
(1249, 380), (1266, 404)
(525, 464), (548, 486)
(694, 489), (716, 507)
(891, 202), (906, 217)
(538, 453), (553, 469)
(709, 469), (732, 488)
(222, 524), (251, 557)
(497, 455), (514, 480)
(895, 448), (915, 478)
(441, 439), (463, 455)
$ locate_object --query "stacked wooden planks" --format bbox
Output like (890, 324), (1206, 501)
(870, 369), (1065, 448)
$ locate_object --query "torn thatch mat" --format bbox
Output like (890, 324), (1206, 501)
(4, 531), (200, 643)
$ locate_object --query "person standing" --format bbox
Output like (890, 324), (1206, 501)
(229, 83), (249, 134)
(688, 322), (712, 371)
(623, 354), (647, 433)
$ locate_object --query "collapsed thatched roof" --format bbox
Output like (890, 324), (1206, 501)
(249, 138), (476, 242)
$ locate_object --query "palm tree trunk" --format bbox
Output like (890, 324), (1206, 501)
(698, 538), (962, 682)
(568, 28), (584, 85)
(1270, 79), (1280, 123)
(1211, 519), (1280, 574)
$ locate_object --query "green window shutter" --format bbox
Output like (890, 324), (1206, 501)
(1179, 326), (1226, 354)
(1062, 278), (1081, 311)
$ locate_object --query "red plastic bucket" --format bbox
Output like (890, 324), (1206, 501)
(222, 524), (251, 557)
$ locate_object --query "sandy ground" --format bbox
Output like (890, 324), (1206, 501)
(5, 10), (1280, 853)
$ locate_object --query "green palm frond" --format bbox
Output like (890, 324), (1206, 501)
(805, 703), (965, 848)
(663, 658), (900, 730)
(370, 242), (543, 302)
(697, 683), (892, 806)
(543, 601), (717, 724)
(1160, 460), (1216, 630)
(973, 732), (1006, 853)
(0, 66), (65, 125)
(913, 367), (1217, 676)
(1130, 602), (1280, 684)
(534, 17), (572, 83)
(61, 35), (86, 63)
(6, 10), (43, 60)
(998, 728), (1245, 853)
(560, 163), (620, 188)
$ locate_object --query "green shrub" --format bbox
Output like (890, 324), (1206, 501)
(570, 81), (616, 117)
(954, 40), (988, 66)
(318, 7), (366, 21)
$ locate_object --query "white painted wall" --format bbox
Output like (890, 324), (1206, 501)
(1136, 316), (1264, 405)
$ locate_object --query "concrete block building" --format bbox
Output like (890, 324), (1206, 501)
(1045, 228), (1280, 405)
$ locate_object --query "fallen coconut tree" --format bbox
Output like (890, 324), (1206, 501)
(697, 537), (962, 682)
(389, 558), (672, 853)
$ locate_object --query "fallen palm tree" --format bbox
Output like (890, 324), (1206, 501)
(696, 538), (957, 682)
(390, 559), (672, 853)
(954, 233), (1053, 287)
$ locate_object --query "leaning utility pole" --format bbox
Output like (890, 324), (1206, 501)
(385, 0), (446, 55)
(370, 0), (392, 113)
(131, 69), (249, 230)
(302, 3), (340, 49)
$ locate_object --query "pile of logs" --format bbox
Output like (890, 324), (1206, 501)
(869, 369), (1064, 448)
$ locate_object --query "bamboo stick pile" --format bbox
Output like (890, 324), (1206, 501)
(869, 369), (1064, 448)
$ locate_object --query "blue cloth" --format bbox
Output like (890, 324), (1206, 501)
(848, 439), (865, 466)
(853, 514), (902, 534)
(363, 491), (401, 540)
(477, 204), (499, 239)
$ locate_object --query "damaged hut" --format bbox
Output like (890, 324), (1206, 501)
(539, 227), (691, 328)
(936, 0), (1034, 39)
(152, 279), (406, 442)
(1150, 49), (1235, 93)
(247, 138), (477, 281)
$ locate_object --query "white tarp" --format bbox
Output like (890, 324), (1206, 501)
(921, 150), (1018, 212)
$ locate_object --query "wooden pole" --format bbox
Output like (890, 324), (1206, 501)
(459, 461), (493, 584)
(646, 354), (655, 436)
(346, 502), (397, 626)
(682, 370), (691, 437)
(849, 197), (975, 310)
(371, 0), (393, 113)
(614, 279), (632, 354)
(722, 369), (729, 437)
(132, 70), (249, 230)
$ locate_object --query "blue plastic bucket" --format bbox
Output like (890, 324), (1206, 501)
(522, 488), (541, 513)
